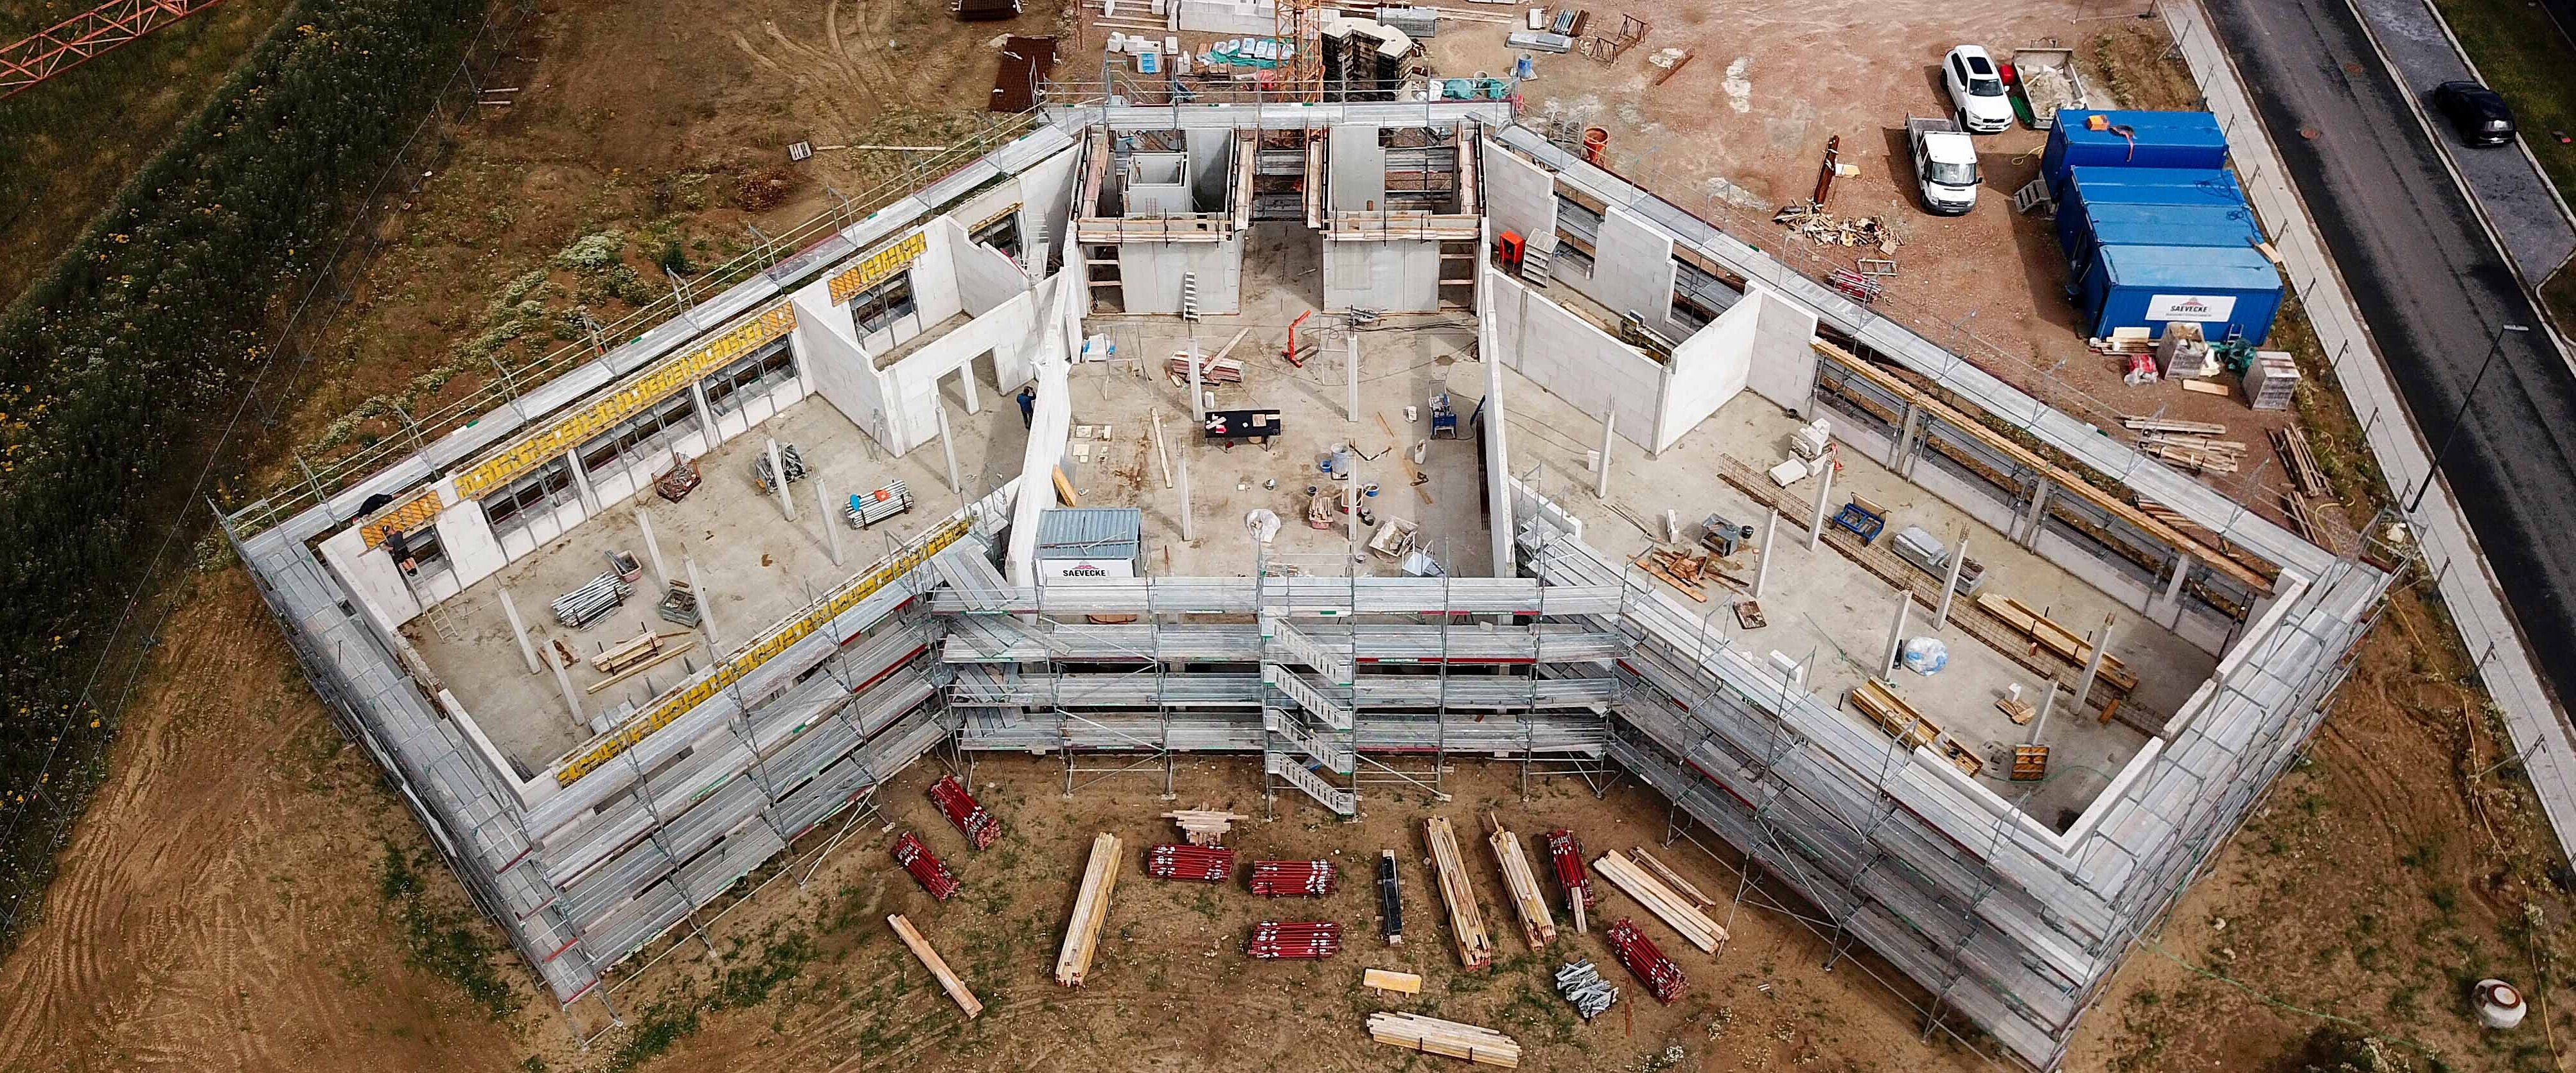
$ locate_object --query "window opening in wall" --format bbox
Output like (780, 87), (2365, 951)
(705, 340), (797, 417)
(972, 213), (1023, 260)
(482, 458), (575, 537)
(580, 393), (699, 477)
(849, 273), (919, 338)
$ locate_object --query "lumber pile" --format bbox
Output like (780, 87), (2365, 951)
(1247, 921), (1341, 959)
(1626, 848), (1715, 908)
(1366, 1012), (1522, 1068)
(2122, 415), (2228, 437)
(887, 914), (982, 1018)
(1424, 817), (1496, 969)
(1605, 919), (1687, 1003)
(1631, 547), (1713, 602)
(1166, 351), (1245, 383)
(583, 639), (693, 695)
(1544, 829), (1598, 934)
(892, 832), (960, 901)
(1973, 595), (2140, 693)
(2272, 427), (2331, 496)
(1591, 850), (1725, 953)
(1249, 859), (1337, 896)
(587, 627), (682, 674)
(1845, 678), (1940, 751)
(1364, 967), (1423, 995)
(1161, 808), (1249, 845)
(1055, 832), (1123, 986)
(1772, 201), (1896, 252)
(928, 776), (1001, 850)
(1145, 844), (1236, 883)
(1483, 814), (1557, 949)
(2137, 433), (2246, 475)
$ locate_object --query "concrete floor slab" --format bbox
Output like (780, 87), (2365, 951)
(406, 383), (1027, 776)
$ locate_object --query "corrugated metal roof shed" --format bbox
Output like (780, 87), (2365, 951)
(1034, 507), (1142, 561)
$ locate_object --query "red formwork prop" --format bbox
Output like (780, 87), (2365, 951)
(892, 832), (961, 901)
(1246, 921), (1343, 959)
(1248, 859), (1337, 896)
(1605, 919), (1686, 1003)
(1146, 843), (1238, 883)
(1544, 829), (1597, 907)
(928, 774), (1000, 850)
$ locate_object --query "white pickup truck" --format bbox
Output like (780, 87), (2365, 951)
(1906, 116), (1981, 216)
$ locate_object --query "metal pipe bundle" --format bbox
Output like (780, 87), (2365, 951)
(1551, 958), (1618, 1020)
(1145, 843), (1237, 883)
(1248, 859), (1336, 896)
(1605, 919), (1686, 1003)
(551, 571), (632, 628)
(1246, 921), (1343, 959)
(927, 775), (1000, 850)
(1544, 828), (1596, 933)
(892, 831), (960, 901)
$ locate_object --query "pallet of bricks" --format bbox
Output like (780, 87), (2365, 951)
(928, 775), (1001, 850)
(1146, 843), (1236, 883)
(1246, 921), (1341, 959)
(1248, 859), (1336, 896)
(1605, 919), (1686, 1003)
(892, 832), (961, 901)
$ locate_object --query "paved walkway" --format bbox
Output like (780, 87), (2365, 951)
(2348, 0), (2576, 283)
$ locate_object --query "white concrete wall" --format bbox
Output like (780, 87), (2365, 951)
(1017, 144), (1081, 269)
(1479, 138), (1558, 254)
(797, 283), (892, 443)
(1329, 123), (1387, 212)
(1117, 238), (1243, 315)
(321, 524), (424, 625)
(1174, 0), (1278, 35)
(1323, 238), (1441, 313)
(1481, 264), (1661, 451)
(1654, 302), (1754, 453)
(881, 292), (1037, 452)
(1555, 204), (1681, 342)
(1186, 128), (1231, 209)
(435, 496), (508, 594)
(1008, 271), (1087, 584)
(953, 219), (1031, 316)
(1742, 284), (1822, 415)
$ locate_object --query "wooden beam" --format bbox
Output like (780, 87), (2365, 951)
(1813, 340), (2273, 592)
(1362, 968), (1425, 995)
(888, 914), (983, 1018)
(1592, 850), (1725, 953)
(1483, 813), (1557, 950)
(583, 640), (695, 695)
(1055, 832), (1122, 986)
(1424, 817), (1495, 969)
(1367, 1012), (1521, 1068)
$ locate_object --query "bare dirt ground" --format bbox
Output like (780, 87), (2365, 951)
(6, 1), (2575, 1072)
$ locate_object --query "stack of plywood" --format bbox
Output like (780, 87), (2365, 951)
(1424, 817), (1495, 969)
(1366, 1012), (1521, 1068)
(1592, 850), (1725, 953)
(1482, 814), (1557, 949)
(1055, 832), (1123, 986)
(1160, 808), (1249, 845)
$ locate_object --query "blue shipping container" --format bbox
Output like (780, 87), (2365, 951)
(2042, 110), (2230, 196)
(2078, 243), (2283, 345)
(2061, 202), (2265, 275)
(2053, 168), (2249, 256)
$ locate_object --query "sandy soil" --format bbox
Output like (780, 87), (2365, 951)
(6, 2), (2573, 1072)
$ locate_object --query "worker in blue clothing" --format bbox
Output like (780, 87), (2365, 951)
(1017, 385), (1036, 428)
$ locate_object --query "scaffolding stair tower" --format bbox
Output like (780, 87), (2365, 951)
(1261, 612), (1358, 815)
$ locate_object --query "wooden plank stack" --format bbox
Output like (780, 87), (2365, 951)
(1605, 919), (1686, 1003)
(1366, 1012), (1521, 1068)
(1423, 817), (1495, 969)
(1055, 832), (1122, 987)
(1592, 850), (1725, 953)
(1845, 678), (1939, 751)
(1363, 968), (1424, 995)
(1483, 814), (1557, 949)
(1627, 848), (1715, 909)
(887, 914), (982, 1018)
(1166, 351), (1246, 383)
(1973, 595), (2140, 692)
(1249, 859), (1337, 896)
(928, 776), (1000, 850)
(2137, 433), (2246, 475)
(1145, 843), (1236, 883)
(891, 832), (960, 901)
(1161, 808), (1249, 845)
(1544, 829), (1597, 934)
(2271, 426), (2331, 496)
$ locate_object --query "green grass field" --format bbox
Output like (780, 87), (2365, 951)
(2428, 0), (2576, 326)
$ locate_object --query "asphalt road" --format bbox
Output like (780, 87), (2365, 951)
(2202, 0), (2576, 706)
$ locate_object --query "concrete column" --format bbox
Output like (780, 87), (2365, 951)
(1347, 331), (1361, 425)
(814, 476), (842, 566)
(1807, 457), (1837, 552)
(764, 439), (796, 520)
(1934, 534), (1968, 630)
(1880, 594), (1910, 682)
(1752, 510), (1780, 598)
(497, 587), (543, 675)
(550, 656), (585, 724)
(1889, 405), (1919, 475)
(1186, 340), (1206, 424)
(689, 379), (720, 444)
(1346, 480), (1361, 544)
(957, 365), (981, 415)
(567, 450), (602, 513)
(685, 555), (721, 648)
(1594, 408), (1616, 500)
(2025, 684), (2056, 745)
(2018, 481), (2052, 550)
(1176, 414), (1196, 542)
(935, 404), (965, 498)
(2157, 554), (2192, 618)
(637, 510), (671, 589)
(2075, 616), (2115, 710)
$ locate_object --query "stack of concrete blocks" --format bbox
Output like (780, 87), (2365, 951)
(1174, 0), (1279, 35)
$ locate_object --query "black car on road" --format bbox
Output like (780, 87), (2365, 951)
(2432, 81), (2516, 146)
